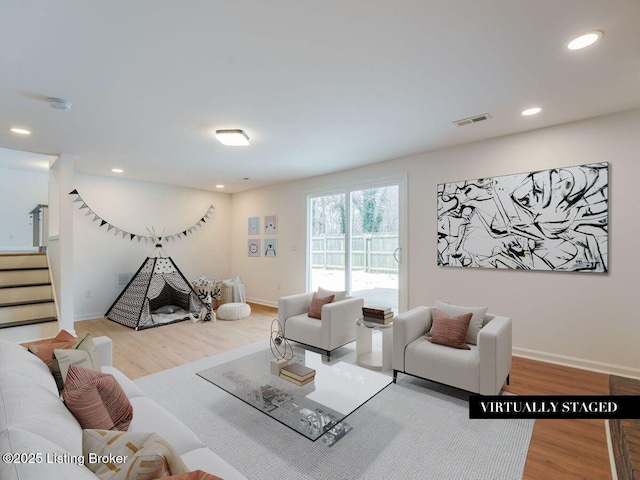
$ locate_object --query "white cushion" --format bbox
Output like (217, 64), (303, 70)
(405, 337), (480, 392)
(0, 429), (95, 480)
(181, 447), (247, 480)
(434, 300), (488, 345)
(284, 313), (322, 346)
(0, 371), (83, 455)
(318, 286), (347, 302)
(0, 338), (59, 396)
(217, 302), (251, 320)
(128, 397), (204, 455)
(102, 366), (146, 399)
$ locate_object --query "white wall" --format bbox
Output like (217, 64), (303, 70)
(0, 167), (48, 250)
(230, 109), (640, 376)
(49, 155), (75, 332)
(73, 174), (231, 320)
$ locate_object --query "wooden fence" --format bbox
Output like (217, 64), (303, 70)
(311, 235), (398, 273)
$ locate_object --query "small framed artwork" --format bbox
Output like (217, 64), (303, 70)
(248, 216), (260, 235)
(248, 239), (260, 257)
(264, 238), (278, 257)
(264, 215), (278, 234)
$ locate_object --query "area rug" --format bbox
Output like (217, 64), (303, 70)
(135, 340), (534, 480)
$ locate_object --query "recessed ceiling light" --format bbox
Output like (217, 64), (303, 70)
(567, 31), (603, 50)
(215, 129), (250, 146)
(215, 184), (225, 189)
(9, 127), (31, 135)
(112, 168), (123, 173)
(521, 107), (542, 116)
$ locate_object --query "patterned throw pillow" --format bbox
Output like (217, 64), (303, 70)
(428, 309), (473, 350)
(27, 329), (76, 367)
(83, 429), (188, 480)
(52, 333), (101, 390)
(162, 470), (224, 480)
(63, 364), (133, 431)
(308, 292), (335, 319)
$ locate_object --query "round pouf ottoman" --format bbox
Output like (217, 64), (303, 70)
(217, 302), (251, 321)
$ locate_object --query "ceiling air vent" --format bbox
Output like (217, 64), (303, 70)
(454, 113), (492, 127)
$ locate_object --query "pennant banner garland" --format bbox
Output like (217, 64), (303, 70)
(69, 189), (215, 243)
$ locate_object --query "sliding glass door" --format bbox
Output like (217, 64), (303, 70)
(309, 193), (347, 292)
(308, 181), (405, 313)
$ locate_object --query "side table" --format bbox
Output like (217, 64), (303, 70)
(355, 317), (393, 371)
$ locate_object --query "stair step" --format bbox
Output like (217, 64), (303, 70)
(0, 254), (47, 270)
(0, 268), (49, 273)
(0, 301), (56, 323)
(0, 253), (54, 335)
(0, 282), (52, 289)
(0, 284), (53, 304)
(0, 316), (57, 330)
(0, 269), (50, 287)
(0, 299), (54, 309)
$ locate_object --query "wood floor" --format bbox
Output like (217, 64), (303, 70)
(75, 304), (614, 480)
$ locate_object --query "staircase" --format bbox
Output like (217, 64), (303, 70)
(0, 253), (59, 341)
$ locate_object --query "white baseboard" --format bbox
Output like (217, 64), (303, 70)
(513, 347), (640, 380)
(246, 297), (277, 309)
(74, 312), (106, 322)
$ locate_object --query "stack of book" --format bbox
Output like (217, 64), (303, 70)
(279, 363), (316, 386)
(362, 306), (394, 324)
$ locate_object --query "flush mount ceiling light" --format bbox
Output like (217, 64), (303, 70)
(111, 168), (123, 173)
(215, 184), (225, 188)
(48, 97), (72, 111)
(567, 31), (603, 50)
(9, 127), (31, 135)
(215, 129), (249, 146)
(521, 107), (542, 116)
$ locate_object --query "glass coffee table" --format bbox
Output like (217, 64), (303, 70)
(197, 346), (391, 441)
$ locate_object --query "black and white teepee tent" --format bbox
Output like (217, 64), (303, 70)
(105, 237), (204, 330)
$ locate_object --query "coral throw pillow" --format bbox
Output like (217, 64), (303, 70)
(428, 308), (472, 350)
(63, 364), (133, 431)
(308, 292), (334, 319)
(163, 470), (224, 480)
(27, 329), (76, 367)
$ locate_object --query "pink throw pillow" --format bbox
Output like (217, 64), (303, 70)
(308, 292), (335, 319)
(428, 308), (472, 350)
(63, 364), (133, 431)
(27, 330), (77, 367)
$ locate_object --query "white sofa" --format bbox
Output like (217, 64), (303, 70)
(0, 336), (246, 480)
(392, 306), (512, 395)
(279, 292), (364, 357)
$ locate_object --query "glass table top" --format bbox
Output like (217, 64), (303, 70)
(357, 317), (394, 329)
(197, 346), (392, 441)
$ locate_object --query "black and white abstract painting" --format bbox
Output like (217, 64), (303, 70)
(437, 163), (608, 272)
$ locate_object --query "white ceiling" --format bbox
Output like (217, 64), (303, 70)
(0, 147), (54, 173)
(1, 1), (639, 193)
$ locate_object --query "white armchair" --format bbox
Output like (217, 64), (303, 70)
(278, 292), (364, 357)
(392, 306), (512, 395)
